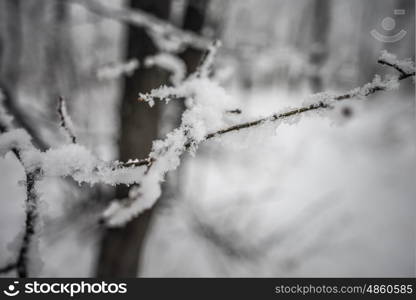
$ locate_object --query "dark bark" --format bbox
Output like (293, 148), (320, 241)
(180, 0), (210, 74)
(96, 0), (172, 277)
(0, 0), (49, 150)
(96, 0), (210, 277)
(0, 0), (21, 95)
(45, 1), (78, 114)
(309, 0), (331, 92)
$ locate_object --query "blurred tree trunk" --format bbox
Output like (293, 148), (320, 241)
(0, 0), (22, 100)
(96, 0), (172, 277)
(180, 0), (210, 74)
(44, 1), (78, 115)
(309, 0), (331, 92)
(0, 0), (48, 150)
(96, 0), (209, 277)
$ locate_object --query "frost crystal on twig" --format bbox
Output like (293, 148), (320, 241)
(57, 97), (77, 144)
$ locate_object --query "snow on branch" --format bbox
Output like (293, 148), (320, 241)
(144, 53), (186, 86)
(100, 51), (415, 226)
(96, 59), (139, 80)
(0, 89), (13, 131)
(378, 50), (416, 80)
(57, 97), (77, 144)
(71, 0), (212, 52)
(15, 169), (40, 278)
(0, 84), (48, 151)
(0, 262), (17, 274)
(0, 51), (414, 231)
(197, 41), (222, 78)
(0, 97), (40, 277)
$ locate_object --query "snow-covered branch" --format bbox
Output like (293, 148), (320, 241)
(378, 50), (416, 80)
(0, 93), (40, 277)
(15, 169), (40, 278)
(144, 53), (186, 85)
(0, 51), (414, 230)
(0, 84), (48, 151)
(71, 0), (212, 52)
(96, 59), (139, 80)
(100, 51), (415, 226)
(57, 97), (77, 144)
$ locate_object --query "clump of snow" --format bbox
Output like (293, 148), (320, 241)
(40, 144), (97, 179)
(379, 50), (416, 75)
(96, 59), (139, 80)
(104, 128), (188, 226)
(144, 53), (186, 85)
(302, 92), (335, 106)
(0, 129), (33, 157)
(103, 51), (416, 226)
(104, 73), (235, 225)
(103, 44), (237, 225)
(0, 134), (148, 187)
(38, 144), (148, 186)
(1, 50), (414, 229)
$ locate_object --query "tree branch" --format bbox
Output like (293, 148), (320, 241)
(57, 96), (77, 143)
(0, 169), (39, 277)
(15, 170), (39, 278)
(0, 54), (414, 230)
(0, 103), (40, 277)
(377, 59), (415, 80)
(117, 56), (415, 171)
(0, 83), (49, 151)
(0, 262), (16, 274)
(69, 0), (212, 51)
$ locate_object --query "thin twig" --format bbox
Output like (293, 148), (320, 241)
(15, 170), (39, 278)
(0, 82), (48, 150)
(69, 0), (211, 50)
(0, 169), (39, 277)
(377, 59), (415, 80)
(57, 96), (77, 143)
(0, 100), (40, 277)
(0, 148), (39, 277)
(117, 57), (414, 170)
(0, 262), (17, 274)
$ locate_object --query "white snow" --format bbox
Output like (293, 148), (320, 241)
(379, 50), (416, 75)
(96, 59), (139, 80)
(0, 129), (33, 157)
(0, 49), (414, 276)
(144, 53), (186, 85)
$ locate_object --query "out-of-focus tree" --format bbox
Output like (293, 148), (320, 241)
(309, 0), (331, 92)
(96, 0), (172, 278)
(97, 0), (211, 277)
(0, 0), (22, 100)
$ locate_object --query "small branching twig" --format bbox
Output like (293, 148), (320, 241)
(378, 59), (415, 80)
(0, 53), (414, 231)
(0, 96), (40, 277)
(0, 83), (48, 150)
(57, 97), (77, 143)
(70, 0), (211, 51)
(226, 109), (242, 114)
(117, 56), (414, 171)
(15, 170), (40, 278)
(0, 155), (40, 277)
(0, 262), (17, 274)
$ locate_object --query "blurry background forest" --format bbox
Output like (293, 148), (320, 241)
(0, 0), (415, 277)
